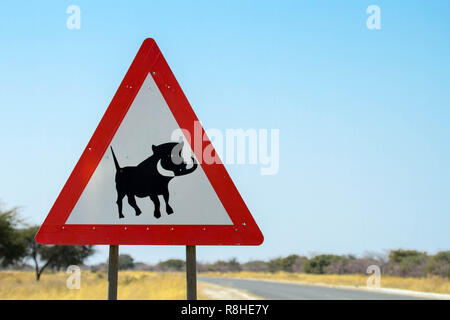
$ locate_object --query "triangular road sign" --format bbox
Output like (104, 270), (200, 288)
(36, 38), (263, 246)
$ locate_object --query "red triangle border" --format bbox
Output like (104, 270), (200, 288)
(35, 38), (264, 246)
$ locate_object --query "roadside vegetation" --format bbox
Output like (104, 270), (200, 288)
(0, 206), (94, 280)
(0, 271), (217, 300)
(1, 204), (449, 296)
(197, 252), (450, 279)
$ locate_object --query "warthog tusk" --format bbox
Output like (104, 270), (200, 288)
(185, 159), (194, 170)
(157, 159), (175, 177)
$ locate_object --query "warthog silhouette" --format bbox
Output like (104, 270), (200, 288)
(110, 142), (197, 219)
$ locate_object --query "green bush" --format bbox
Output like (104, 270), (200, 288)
(118, 254), (135, 270)
(156, 259), (185, 271)
(426, 251), (450, 278)
(388, 250), (429, 277)
(389, 250), (427, 264)
(268, 254), (307, 273)
(0, 208), (26, 267)
(303, 255), (344, 274)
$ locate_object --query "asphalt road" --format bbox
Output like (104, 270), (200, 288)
(199, 277), (424, 300)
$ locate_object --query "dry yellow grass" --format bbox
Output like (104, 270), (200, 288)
(201, 271), (450, 294)
(2, 270), (448, 299)
(0, 271), (209, 300)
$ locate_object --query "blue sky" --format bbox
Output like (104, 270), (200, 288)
(0, 1), (449, 264)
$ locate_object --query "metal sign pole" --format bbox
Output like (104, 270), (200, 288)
(186, 245), (197, 300)
(108, 245), (119, 300)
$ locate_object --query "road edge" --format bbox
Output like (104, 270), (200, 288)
(200, 276), (450, 300)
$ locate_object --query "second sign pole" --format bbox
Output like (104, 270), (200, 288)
(108, 245), (119, 300)
(186, 245), (197, 300)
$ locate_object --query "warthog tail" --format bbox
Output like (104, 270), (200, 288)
(110, 146), (120, 170)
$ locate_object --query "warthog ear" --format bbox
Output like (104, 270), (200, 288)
(152, 144), (157, 154)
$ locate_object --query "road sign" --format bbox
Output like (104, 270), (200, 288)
(35, 38), (263, 246)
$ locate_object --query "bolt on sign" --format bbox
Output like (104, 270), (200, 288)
(36, 38), (263, 246)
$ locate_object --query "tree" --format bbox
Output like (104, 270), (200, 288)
(227, 258), (241, 272)
(326, 257), (380, 274)
(267, 257), (284, 273)
(118, 254), (135, 270)
(267, 255), (307, 273)
(156, 259), (185, 271)
(19, 226), (45, 280)
(389, 249), (427, 264)
(241, 260), (269, 272)
(388, 249), (428, 277)
(41, 245), (94, 271)
(303, 255), (344, 274)
(205, 258), (241, 272)
(19, 225), (94, 280)
(280, 254), (307, 272)
(291, 255), (308, 273)
(0, 207), (26, 267)
(426, 251), (450, 278)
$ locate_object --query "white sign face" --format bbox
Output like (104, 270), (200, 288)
(66, 73), (233, 225)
